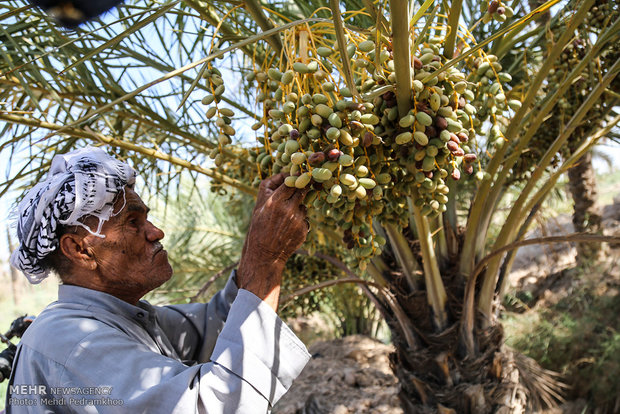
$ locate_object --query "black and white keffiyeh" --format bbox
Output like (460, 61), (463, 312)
(10, 147), (136, 283)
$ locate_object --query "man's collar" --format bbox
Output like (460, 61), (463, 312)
(57, 283), (153, 321)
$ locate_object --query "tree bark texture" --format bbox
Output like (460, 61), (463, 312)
(375, 238), (563, 413)
(567, 151), (603, 263)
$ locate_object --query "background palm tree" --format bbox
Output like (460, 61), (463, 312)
(567, 151), (603, 263)
(1, 0), (619, 412)
(141, 175), (251, 304)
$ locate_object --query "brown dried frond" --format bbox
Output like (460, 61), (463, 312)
(513, 349), (567, 411)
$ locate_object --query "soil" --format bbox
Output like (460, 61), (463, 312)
(273, 335), (403, 414)
(276, 195), (620, 414)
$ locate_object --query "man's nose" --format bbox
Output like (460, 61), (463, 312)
(146, 221), (165, 242)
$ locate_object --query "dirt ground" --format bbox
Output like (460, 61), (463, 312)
(276, 195), (620, 414)
(273, 335), (403, 414)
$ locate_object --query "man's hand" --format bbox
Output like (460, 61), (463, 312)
(237, 173), (309, 311)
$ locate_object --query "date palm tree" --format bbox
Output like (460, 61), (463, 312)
(567, 151), (603, 262)
(1, 0), (619, 412)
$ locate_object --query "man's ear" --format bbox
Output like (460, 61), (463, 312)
(59, 233), (97, 271)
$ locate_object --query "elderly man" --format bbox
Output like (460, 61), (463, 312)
(5, 147), (311, 413)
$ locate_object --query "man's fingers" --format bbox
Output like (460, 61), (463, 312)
(299, 204), (310, 232)
(269, 181), (298, 203)
(255, 173), (288, 209)
(287, 185), (310, 205)
(259, 179), (308, 221)
(260, 172), (287, 192)
(289, 190), (310, 233)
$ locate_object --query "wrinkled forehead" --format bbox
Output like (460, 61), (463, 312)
(112, 186), (148, 217)
(76, 187), (147, 232)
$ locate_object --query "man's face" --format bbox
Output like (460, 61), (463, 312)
(84, 187), (172, 295)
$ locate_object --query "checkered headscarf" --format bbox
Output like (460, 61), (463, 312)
(10, 147), (136, 283)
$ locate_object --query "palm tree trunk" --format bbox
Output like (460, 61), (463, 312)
(386, 287), (534, 413)
(372, 224), (566, 413)
(567, 150), (603, 264)
(378, 244), (548, 413)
